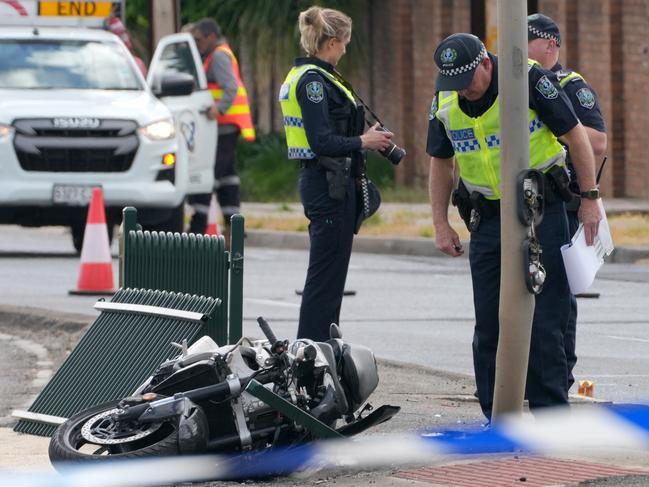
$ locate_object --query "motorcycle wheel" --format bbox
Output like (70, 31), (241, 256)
(49, 400), (185, 464)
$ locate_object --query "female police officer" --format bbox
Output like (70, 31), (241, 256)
(279, 6), (393, 342)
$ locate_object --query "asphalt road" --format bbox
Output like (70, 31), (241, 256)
(0, 225), (648, 404)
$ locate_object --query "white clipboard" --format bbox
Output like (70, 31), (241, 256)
(560, 199), (614, 294)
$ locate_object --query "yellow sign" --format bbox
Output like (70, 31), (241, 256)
(39, 1), (114, 17)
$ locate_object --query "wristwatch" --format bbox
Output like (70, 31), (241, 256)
(580, 187), (600, 200)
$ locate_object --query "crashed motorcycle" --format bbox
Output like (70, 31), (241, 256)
(49, 317), (399, 463)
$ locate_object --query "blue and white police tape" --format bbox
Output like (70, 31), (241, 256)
(3, 402), (649, 486)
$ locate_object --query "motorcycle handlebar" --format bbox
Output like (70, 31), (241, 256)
(256, 316), (278, 345)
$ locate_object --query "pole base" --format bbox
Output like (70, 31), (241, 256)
(575, 292), (600, 299)
(295, 289), (357, 296)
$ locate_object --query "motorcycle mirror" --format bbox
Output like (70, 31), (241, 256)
(329, 323), (342, 339)
(171, 339), (189, 357)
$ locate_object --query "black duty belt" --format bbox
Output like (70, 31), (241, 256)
(299, 157), (356, 171)
(477, 170), (565, 220)
(542, 170), (566, 205)
(298, 159), (320, 169)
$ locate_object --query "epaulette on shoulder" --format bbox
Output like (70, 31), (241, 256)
(558, 69), (584, 84)
(304, 68), (324, 78)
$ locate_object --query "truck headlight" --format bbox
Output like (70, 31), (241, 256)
(0, 123), (14, 139)
(139, 119), (175, 141)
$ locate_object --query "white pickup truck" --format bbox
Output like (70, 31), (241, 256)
(0, 3), (216, 250)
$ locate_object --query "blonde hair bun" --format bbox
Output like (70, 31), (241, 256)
(298, 6), (352, 56)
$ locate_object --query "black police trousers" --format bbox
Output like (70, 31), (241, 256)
(296, 163), (357, 342)
(188, 129), (241, 233)
(469, 199), (571, 420)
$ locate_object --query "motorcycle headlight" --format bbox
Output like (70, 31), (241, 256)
(139, 119), (175, 141)
(0, 123), (14, 139)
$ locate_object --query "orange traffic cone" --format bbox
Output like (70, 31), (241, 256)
(69, 188), (115, 295)
(206, 195), (220, 236)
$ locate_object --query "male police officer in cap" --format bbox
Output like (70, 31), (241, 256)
(528, 13), (607, 392)
(426, 33), (602, 420)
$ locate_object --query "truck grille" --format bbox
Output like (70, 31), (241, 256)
(13, 119), (139, 173)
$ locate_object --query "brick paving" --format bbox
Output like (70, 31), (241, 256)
(395, 456), (649, 486)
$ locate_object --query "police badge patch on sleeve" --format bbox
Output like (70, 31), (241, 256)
(576, 87), (595, 109)
(306, 81), (324, 103)
(535, 75), (559, 99)
(428, 96), (438, 120)
(278, 83), (289, 101)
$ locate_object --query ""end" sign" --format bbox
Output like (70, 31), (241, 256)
(38, 1), (114, 17)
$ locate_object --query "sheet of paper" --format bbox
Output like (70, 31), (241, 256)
(560, 199), (614, 294)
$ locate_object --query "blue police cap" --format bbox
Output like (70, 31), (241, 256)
(434, 33), (487, 91)
(527, 13), (561, 47)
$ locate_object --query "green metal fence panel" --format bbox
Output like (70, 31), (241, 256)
(120, 207), (245, 345)
(14, 288), (221, 437)
(121, 208), (231, 345)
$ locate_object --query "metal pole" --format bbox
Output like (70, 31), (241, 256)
(492, 0), (535, 421)
(149, 0), (177, 48)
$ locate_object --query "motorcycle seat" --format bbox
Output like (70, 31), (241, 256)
(340, 344), (379, 410)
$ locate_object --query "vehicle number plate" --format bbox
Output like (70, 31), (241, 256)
(52, 185), (96, 206)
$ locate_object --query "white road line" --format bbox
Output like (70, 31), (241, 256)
(605, 335), (649, 343)
(580, 374), (649, 378)
(245, 298), (300, 309)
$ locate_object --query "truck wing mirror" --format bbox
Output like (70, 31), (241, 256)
(156, 73), (195, 97)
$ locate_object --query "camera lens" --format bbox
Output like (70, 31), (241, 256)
(375, 125), (405, 165)
(380, 143), (406, 165)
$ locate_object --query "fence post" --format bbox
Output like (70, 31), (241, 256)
(229, 214), (245, 343)
(119, 207), (138, 288)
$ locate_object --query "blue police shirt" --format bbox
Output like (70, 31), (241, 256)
(426, 54), (579, 158)
(294, 57), (362, 158)
(552, 63), (606, 133)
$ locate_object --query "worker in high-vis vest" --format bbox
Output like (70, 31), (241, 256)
(527, 13), (607, 393)
(188, 18), (256, 244)
(279, 6), (393, 342)
(426, 33), (602, 421)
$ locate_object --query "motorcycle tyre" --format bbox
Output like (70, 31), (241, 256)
(48, 400), (201, 464)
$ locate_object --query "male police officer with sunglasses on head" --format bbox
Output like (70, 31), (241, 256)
(426, 33), (602, 420)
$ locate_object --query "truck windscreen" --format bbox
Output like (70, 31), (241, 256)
(0, 39), (143, 90)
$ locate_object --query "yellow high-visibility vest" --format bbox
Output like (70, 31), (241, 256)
(205, 43), (256, 142)
(435, 61), (565, 199)
(278, 64), (355, 159)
